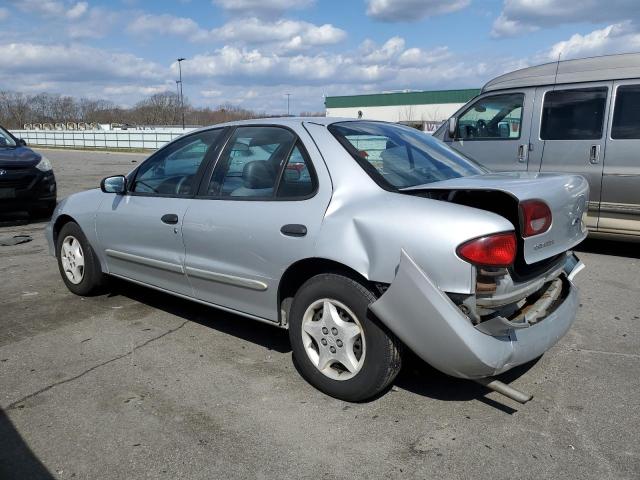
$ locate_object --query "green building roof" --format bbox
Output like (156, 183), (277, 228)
(325, 88), (480, 108)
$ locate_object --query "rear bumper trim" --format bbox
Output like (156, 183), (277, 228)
(370, 249), (581, 379)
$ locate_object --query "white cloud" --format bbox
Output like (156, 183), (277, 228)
(66, 7), (118, 39)
(9, 0), (86, 19)
(366, 0), (471, 22)
(0, 42), (166, 83)
(213, 17), (346, 50)
(492, 0), (640, 37)
(127, 14), (346, 51)
(127, 14), (209, 42)
(212, 0), (314, 17)
(546, 22), (640, 60)
(66, 2), (88, 20)
(201, 89), (223, 98)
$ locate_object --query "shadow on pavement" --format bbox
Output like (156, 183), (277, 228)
(109, 278), (540, 411)
(0, 409), (53, 480)
(108, 278), (292, 354)
(575, 237), (640, 259)
(0, 212), (50, 228)
(394, 351), (540, 413)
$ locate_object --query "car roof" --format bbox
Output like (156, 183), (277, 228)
(188, 116), (366, 134)
(482, 52), (640, 93)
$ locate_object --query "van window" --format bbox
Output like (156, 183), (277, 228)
(456, 93), (524, 140)
(541, 87), (607, 140)
(611, 85), (640, 139)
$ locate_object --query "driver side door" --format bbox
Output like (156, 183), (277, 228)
(445, 90), (533, 171)
(95, 128), (226, 295)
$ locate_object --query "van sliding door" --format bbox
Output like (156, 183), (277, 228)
(532, 82), (611, 230)
(599, 81), (640, 236)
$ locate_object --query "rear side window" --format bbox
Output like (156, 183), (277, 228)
(611, 85), (640, 139)
(456, 93), (524, 140)
(541, 87), (607, 140)
(207, 126), (316, 199)
(276, 144), (315, 198)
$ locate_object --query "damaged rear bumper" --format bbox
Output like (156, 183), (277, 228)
(370, 250), (582, 379)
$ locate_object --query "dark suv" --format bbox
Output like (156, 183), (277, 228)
(0, 125), (56, 217)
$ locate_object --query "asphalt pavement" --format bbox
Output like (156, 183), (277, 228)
(0, 148), (638, 479)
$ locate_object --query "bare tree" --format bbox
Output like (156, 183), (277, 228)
(0, 89), (262, 129)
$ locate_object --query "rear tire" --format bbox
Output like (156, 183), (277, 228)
(289, 273), (402, 402)
(56, 222), (106, 296)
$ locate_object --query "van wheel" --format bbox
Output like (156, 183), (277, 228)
(289, 273), (402, 402)
(56, 222), (106, 296)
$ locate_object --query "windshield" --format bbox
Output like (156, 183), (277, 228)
(328, 121), (487, 189)
(0, 126), (17, 148)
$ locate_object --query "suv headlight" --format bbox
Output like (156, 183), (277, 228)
(35, 156), (53, 172)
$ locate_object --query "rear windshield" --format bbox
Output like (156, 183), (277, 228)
(328, 121), (487, 189)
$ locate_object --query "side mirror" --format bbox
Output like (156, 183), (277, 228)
(18, 138), (27, 146)
(447, 117), (458, 139)
(100, 175), (127, 194)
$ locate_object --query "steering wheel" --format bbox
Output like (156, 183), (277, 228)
(476, 119), (488, 137)
(175, 176), (192, 195)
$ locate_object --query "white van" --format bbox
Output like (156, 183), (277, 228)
(434, 53), (640, 241)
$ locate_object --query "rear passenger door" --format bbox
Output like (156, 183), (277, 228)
(446, 90), (533, 171)
(182, 125), (332, 322)
(599, 81), (640, 236)
(532, 83), (611, 229)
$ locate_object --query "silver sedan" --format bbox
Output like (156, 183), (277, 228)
(47, 118), (588, 401)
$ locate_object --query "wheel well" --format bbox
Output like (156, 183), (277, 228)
(52, 214), (76, 247)
(277, 258), (375, 326)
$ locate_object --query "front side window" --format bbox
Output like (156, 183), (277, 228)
(541, 87), (607, 140)
(132, 129), (222, 196)
(329, 121), (487, 189)
(457, 93), (524, 140)
(611, 85), (640, 139)
(208, 126), (302, 198)
(0, 126), (17, 147)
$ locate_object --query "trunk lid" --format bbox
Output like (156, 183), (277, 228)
(403, 172), (589, 264)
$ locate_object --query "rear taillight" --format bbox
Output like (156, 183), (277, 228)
(520, 200), (552, 237)
(457, 232), (517, 267)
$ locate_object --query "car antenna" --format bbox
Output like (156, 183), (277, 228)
(539, 51), (562, 164)
(552, 51), (562, 90)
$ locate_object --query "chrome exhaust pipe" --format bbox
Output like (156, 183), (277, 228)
(473, 378), (533, 404)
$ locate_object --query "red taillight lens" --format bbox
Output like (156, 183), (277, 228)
(520, 200), (552, 237)
(457, 232), (517, 267)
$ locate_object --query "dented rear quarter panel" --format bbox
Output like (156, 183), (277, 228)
(304, 121), (515, 294)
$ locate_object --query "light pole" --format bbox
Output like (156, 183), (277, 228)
(175, 80), (182, 126)
(177, 57), (186, 129)
(285, 93), (291, 116)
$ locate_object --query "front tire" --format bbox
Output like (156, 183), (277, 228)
(289, 273), (402, 402)
(56, 222), (105, 296)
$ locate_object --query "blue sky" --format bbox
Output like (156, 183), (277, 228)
(1, 0), (639, 114)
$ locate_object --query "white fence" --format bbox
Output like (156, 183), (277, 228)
(10, 128), (197, 150)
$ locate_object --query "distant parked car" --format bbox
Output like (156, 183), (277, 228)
(0, 125), (56, 217)
(434, 53), (640, 242)
(47, 118), (586, 401)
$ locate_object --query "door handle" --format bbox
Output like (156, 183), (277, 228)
(589, 145), (601, 164)
(161, 213), (179, 225)
(281, 224), (307, 237)
(517, 144), (528, 163)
